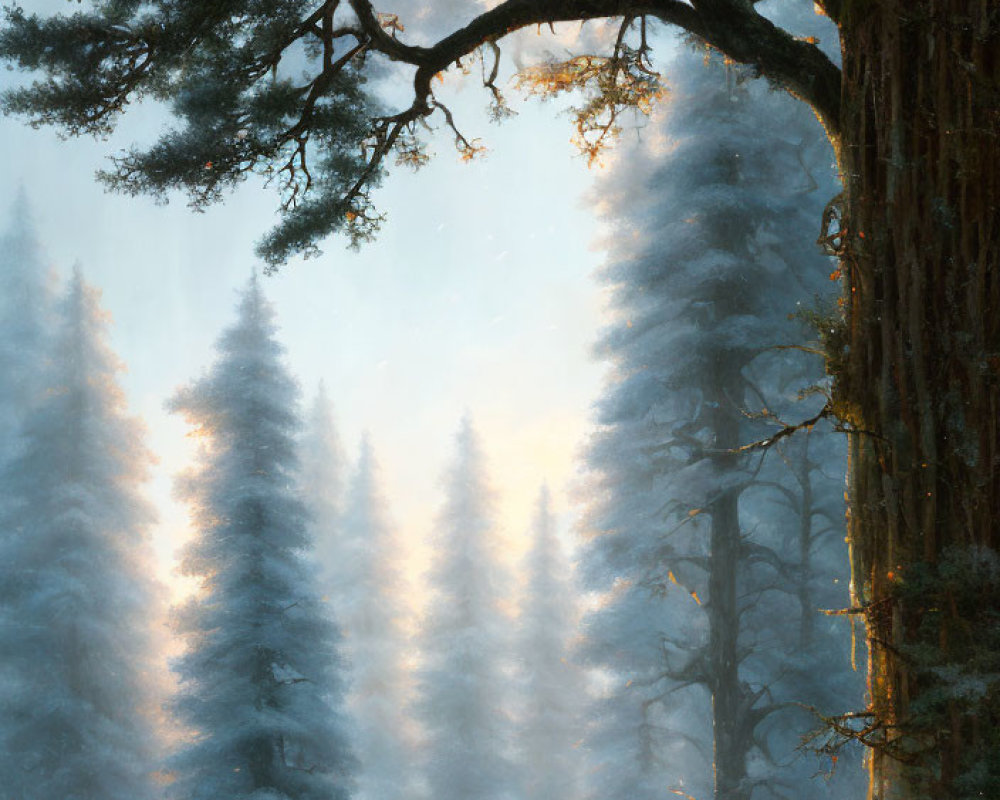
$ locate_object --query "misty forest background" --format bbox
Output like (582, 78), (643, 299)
(0, 9), (870, 800)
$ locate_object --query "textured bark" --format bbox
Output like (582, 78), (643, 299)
(836, 1), (1000, 797)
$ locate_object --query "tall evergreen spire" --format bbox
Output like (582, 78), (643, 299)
(414, 417), (515, 800)
(337, 435), (414, 800)
(579, 46), (861, 800)
(168, 275), (355, 800)
(0, 269), (160, 800)
(517, 485), (584, 800)
(0, 189), (54, 466)
(300, 381), (347, 597)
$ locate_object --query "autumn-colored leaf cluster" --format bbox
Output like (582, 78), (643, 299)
(515, 44), (664, 166)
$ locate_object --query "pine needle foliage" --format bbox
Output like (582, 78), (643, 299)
(0, 1), (381, 267)
(168, 276), (354, 800)
(0, 270), (160, 800)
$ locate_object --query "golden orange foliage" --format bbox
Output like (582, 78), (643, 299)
(514, 46), (665, 167)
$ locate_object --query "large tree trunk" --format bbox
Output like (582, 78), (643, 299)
(836, 2), (1000, 797)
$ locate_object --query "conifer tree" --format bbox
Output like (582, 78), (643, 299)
(300, 383), (346, 586)
(337, 436), (413, 800)
(579, 48), (862, 800)
(0, 269), (159, 800)
(517, 486), (584, 800)
(414, 418), (515, 800)
(0, 191), (53, 466)
(168, 276), (354, 800)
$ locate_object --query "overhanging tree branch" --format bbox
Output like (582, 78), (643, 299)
(348, 0), (841, 135)
(0, 0), (843, 265)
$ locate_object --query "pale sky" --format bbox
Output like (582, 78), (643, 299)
(0, 32), (637, 599)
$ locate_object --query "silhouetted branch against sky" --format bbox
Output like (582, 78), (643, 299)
(0, 0), (841, 266)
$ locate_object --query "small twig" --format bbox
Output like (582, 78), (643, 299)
(480, 40), (515, 120)
(767, 343), (827, 357)
(729, 403), (832, 454)
(432, 99), (486, 160)
(821, 606), (867, 616)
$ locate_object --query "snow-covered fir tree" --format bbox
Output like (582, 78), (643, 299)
(300, 382), (346, 592)
(414, 418), (515, 800)
(0, 191), (53, 467)
(336, 435), (414, 800)
(0, 269), (160, 800)
(168, 275), (354, 800)
(516, 486), (584, 800)
(301, 387), (414, 799)
(579, 43), (863, 800)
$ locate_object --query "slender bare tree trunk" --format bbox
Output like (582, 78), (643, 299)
(707, 364), (751, 800)
(794, 436), (817, 650)
(837, 2), (1000, 797)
